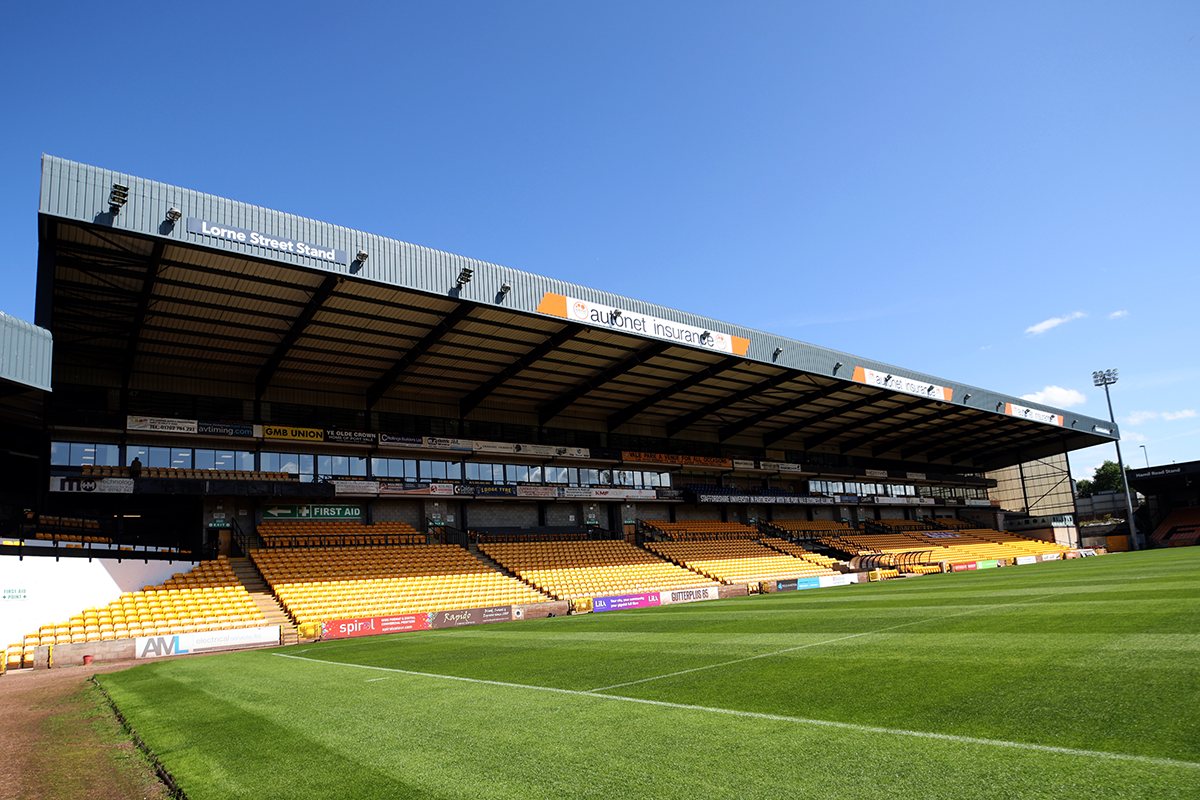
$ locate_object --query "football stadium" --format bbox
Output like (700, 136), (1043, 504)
(1, 156), (1198, 798)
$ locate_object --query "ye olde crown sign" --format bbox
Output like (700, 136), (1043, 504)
(537, 293), (749, 356)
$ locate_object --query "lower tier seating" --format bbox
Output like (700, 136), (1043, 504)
(253, 545), (548, 624)
(481, 540), (717, 600)
(647, 540), (838, 584)
(5, 556), (266, 669)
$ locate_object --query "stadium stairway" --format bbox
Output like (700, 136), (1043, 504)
(228, 556), (302, 645)
(467, 543), (531, 585)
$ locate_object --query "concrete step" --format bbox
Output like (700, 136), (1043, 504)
(229, 557), (299, 646)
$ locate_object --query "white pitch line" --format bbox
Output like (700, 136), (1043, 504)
(587, 593), (1061, 692)
(270, 652), (1200, 770)
(365, 677), (391, 682)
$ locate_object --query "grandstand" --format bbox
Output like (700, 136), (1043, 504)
(1150, 508), (1200, 547)
(0, 156), (1133, 666)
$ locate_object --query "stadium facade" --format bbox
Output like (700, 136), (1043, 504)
(0, 155), (1127, 654)
(12, 155), (1124, 544)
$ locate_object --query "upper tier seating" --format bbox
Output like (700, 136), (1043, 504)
(79, 464), (296, 481)
(257, 521), (424, 548)
(481, 540), (717, 600)
(642, 520), (759, 541)
(253, 545), (548, 625)
(647, 540), (838, 584)
(764, 519), (854, 537)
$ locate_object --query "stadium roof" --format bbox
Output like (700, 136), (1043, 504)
(35, 156), (1119, 472)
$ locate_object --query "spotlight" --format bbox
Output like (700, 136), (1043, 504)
(963, 393), (972, 403)
(165, 207), (182, 222)
(833, 362), (843, 373)
(108, 183), (129, 213)
(773, 347), (783, 357)
(611, 309), (623, 320)
(356, 249), (369, 263)
(500, 283), (511, 294)
(700, 331), (711, 342)
(456, 267), (474, 287)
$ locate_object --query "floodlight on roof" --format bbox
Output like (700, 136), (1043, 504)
(456, 267), (474, 287)
(500, 283), (511, 294)
(165, 207), (182, 223)
(356, 249), (369, 262)
(611, 309), (622, 320)
(773, 347), (783, 357)
(108, 183), (129, 213)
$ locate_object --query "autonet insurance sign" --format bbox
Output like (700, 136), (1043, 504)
(188, 218), (348, 265)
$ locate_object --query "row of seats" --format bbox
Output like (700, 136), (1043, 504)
(481, 540), (717, 600)
(5, 556), (266, 669)
(764, 519), (853, 537)
(647, 540), (839, 584)
(826, 526), (1074, 566)
(642, 520), (759, 541)
(33, 532), (113, 544)
(79, 465), (296, 481)
(33, 515), (102, 530)
(253, 545), (548, 624)
(258, 520), (425, 547)
(759, 537), (841, 569)
(1151, 508), (1200, 546)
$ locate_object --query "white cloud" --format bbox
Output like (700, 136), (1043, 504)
(1122, 431), (1148, 443)
(1020, 386), (1087, 408)
(1121, 409), (1197, 425)
(1109, 310), (1128, 319)
(1025, 311), (1087, 335)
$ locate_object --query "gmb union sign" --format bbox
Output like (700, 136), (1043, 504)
(187, 218), (347, 265)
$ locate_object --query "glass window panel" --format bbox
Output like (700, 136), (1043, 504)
(568, 468), (579, 486)
(477, 463), (491, 482)
(430, 461), (447, 480)
(646, 472), (660, 487)
(350, 457), (366, 477)
(446, 462), (461, 480)
(661, 472), (671, 488)
(195, 450), (216, 470)
(515, 465), (529, 483)
(331, 455), (349, 476)
(599, 470), (612, 485)
(402, 460), (416, 479)
(261, 452), (280, 472)
(51, 442), (70, 466)
(216, 451), (236, 470)
(96, 444), (120, 467)
(528, 465), (541, 483)
(279, 455), (299, 475)
(70, 443), (95, 466)
(237, 451), (255, 472)
(172, 449), (193, 469)
(465, 462), (479, 481)
(371, 458), (388, 477)
(504, 465), (518, 483)
(126, 446), (149, 466)
(148, 447), (171, 468)
(299, 454), (315, 476)
(419, 461), (432, 481)
(318, 455), (332, 475)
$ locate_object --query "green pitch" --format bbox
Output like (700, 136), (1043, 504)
(98, 548), (1200, 799)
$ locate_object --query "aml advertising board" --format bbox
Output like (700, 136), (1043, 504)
(322, 606), (515, 640)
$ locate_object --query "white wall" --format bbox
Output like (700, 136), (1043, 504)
(0, 556), (186, 647)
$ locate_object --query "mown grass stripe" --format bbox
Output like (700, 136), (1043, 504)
(587, 591), (1062, 691)
(271, 652), (1200, 771)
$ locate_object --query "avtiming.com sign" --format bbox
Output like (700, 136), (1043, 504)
(188, 218), (347, 265)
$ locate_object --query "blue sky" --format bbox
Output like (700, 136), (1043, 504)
(1, 2), (1196, 480)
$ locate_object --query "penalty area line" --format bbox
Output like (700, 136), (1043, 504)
(270, 652), (1200, 771)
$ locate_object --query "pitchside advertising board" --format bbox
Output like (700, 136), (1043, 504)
(136, 625), (280, 659)
(772, 574), (857, 593)
(322, 606), (519, 639)
(591, 586), (720, 613)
